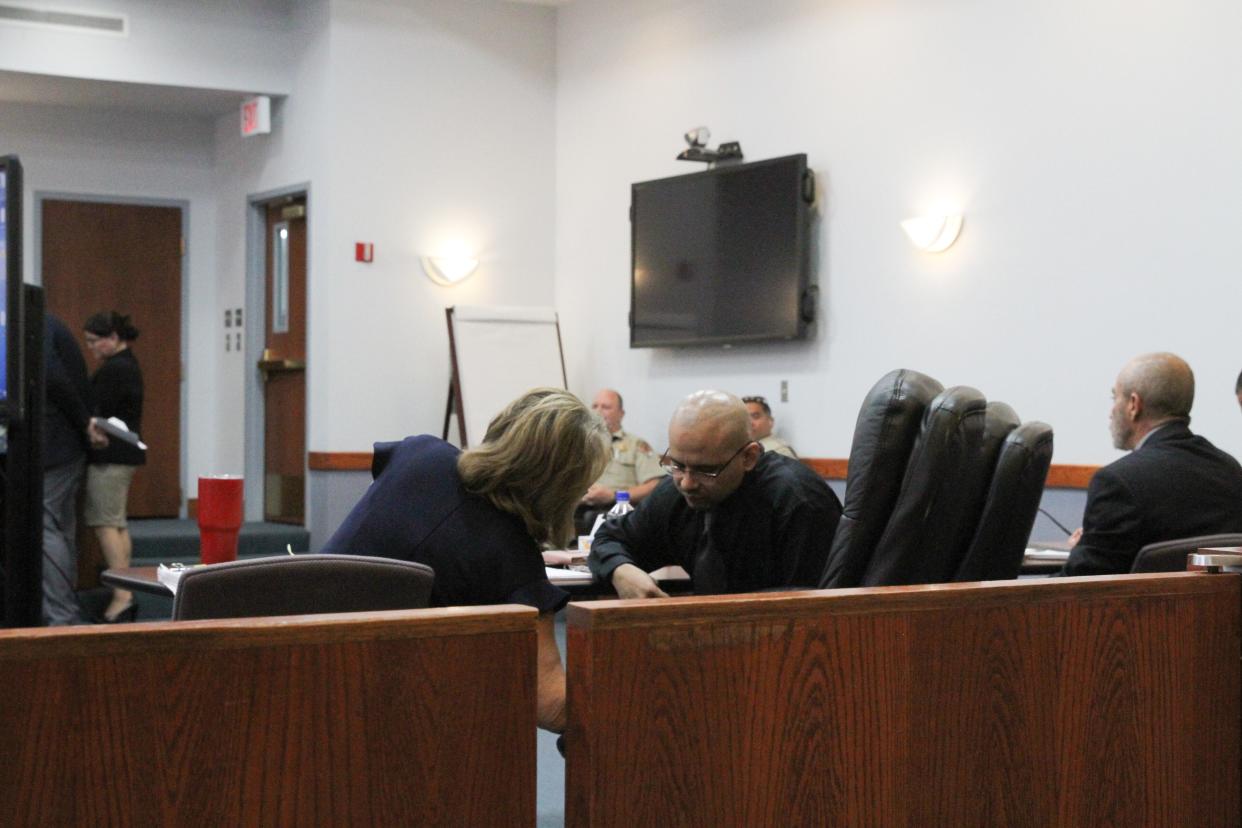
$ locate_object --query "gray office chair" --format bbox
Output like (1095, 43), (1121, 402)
(1130, 534), (1242, 574)
(172, 553), (435, 620)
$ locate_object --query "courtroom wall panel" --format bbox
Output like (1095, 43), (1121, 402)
(0, 607), (538, 826)
(566, 574), (1240, 826)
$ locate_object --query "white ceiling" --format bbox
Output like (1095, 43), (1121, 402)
(0, 70), (261, 118)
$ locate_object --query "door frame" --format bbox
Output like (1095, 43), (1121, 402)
(32, 190), (190, 517)
(244, 183), (311, 523)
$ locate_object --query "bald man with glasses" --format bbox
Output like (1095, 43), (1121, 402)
(588, 390), (842, 599)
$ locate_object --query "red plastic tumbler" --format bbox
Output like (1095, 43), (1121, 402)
(198, 475), (244, 565)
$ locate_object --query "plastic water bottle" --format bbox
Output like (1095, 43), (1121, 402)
(590, 491), (634, 538)
(607, 490), (635, 518)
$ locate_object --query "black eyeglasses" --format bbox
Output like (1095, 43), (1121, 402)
(660, 442), (753, 480)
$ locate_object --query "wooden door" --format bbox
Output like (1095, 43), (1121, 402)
(41, 199), (182, 517)
(259, 198), (306, 524)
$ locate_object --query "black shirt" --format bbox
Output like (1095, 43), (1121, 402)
(589, 452), (842, 592)
(43, 315), (92, 469)
(322, 435), (568, 613)
(90, 348), (145, 466)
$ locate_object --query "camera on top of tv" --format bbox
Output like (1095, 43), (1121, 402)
(676, 127), (744, 166)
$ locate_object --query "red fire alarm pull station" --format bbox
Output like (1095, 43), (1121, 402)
(355, 242), (374, 263)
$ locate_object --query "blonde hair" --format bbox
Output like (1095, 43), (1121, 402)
(458, 388), (611, 546)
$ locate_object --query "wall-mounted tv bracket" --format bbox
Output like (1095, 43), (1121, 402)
(799, 285), (818, 323)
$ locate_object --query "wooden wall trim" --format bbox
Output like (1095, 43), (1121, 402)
(308, 451), (373, 471)
(1042, 464), (1099, 489)
(802, 457), (1099, 489)
(306, 451), (1102, 489)
(799, 457), (849, 480)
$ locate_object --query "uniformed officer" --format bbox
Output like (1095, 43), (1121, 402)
(583, 389), (665, 507)
(743, 395), (797, 458)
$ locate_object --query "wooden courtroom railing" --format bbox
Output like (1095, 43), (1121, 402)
(566, 574), (1240, 826)
(0, 606), (538, 826)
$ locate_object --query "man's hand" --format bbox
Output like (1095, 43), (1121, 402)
(582, 484), (616, 506)
(1067, 527), (1083, 546)
(611, 563), (669, 599)
(87, 419), (108, 449)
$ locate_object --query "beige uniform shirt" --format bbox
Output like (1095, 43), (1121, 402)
(595, 430), (666, 491)
(760, 434), (797, 458)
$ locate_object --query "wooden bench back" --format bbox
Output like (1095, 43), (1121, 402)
(567, 574), (1240, 826)
(1, 606), (538, 826)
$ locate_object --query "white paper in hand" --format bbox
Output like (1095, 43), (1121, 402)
(94, 416), (148, 451)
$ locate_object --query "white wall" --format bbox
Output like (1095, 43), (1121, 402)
(555, 0), (1242, 464)
(306, 0), (558, 450)
(4, 0), (559, 512)
(0, 0), (295, 93)
(0, 100), (219, 498)
(209, 0), (333, 487)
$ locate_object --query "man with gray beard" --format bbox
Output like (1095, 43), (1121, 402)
(1060, 352), (1242, 576)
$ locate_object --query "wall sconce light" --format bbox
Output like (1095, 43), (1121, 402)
(421, 255), (479, 286)
(901, 215), (963, 253)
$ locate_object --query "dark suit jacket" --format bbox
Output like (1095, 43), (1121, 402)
(43, 315), (92, 469)
(1060, 421), (1242, 576)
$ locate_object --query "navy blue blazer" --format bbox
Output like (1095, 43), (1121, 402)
(1060, 421), (1242, 576)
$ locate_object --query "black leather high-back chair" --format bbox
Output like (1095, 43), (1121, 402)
(1130, 533), (1242, 573)
(172, 554), (436, 621)
(925, 401), (1021, 580)
(954, 420), (1054, 581)
(818, 369), (943, 589)
(861, 385), (987, 586)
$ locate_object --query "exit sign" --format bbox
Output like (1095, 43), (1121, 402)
(240, 96), (271, 137)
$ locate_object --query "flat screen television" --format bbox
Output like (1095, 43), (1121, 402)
(630, 153), (815, 348)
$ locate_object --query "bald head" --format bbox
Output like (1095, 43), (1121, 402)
(1110, 352), (1194, 450)
(665, 390), (759, 509)
(1118, 353), (1194, 421)
(591, 388), (624, 433)
(670, 390), (751, 447)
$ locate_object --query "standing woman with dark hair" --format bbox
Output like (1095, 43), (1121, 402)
(82, 311), (145, 622)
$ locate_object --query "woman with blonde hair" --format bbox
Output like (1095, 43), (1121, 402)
(323, 387), (610, 732)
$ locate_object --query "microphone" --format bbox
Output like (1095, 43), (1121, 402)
(1038, 506), (1073, 536)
